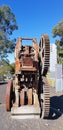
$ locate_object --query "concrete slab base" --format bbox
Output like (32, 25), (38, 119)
(11, 105), (40, 119)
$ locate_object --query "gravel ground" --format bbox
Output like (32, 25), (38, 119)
(0, 83), (63, 130)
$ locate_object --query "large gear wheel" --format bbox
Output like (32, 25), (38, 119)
(39, 34), (50, 118)
(40, 77), (50, 119)
(39, 34), (50, 75)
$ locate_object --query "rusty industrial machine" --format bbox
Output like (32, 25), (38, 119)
(6, 34), (50, 119)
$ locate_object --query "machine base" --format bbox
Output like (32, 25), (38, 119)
(11, 105), (40, 119)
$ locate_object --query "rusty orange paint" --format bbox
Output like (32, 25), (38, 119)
(15, 60), (20, 71)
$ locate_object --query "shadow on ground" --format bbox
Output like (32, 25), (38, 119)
(0, 81), (8, 85)
(49, 95), (63, 120)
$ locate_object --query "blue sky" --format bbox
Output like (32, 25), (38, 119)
(0, 0), (63, 63)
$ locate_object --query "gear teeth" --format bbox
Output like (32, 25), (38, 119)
(42, 77), (50, 119)
(39, 34), (50, 75)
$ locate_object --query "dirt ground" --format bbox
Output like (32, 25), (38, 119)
(0, 83), (63, 130)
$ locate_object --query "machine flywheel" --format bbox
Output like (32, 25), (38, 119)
(6, 80), (13, 111)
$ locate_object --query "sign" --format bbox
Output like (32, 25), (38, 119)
(55, 64), (63, 92)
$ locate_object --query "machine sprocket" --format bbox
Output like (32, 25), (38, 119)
(39, 34), (50, 75)
(40, 77), (50, 118)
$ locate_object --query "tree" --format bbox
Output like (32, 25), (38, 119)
(0, 5), (18, 62)
(52, 19), (63, 63)
(52, 19), (63, 38)
(0, 62), (15, 77)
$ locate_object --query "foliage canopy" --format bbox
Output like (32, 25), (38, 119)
(0, 5), (18, 61)
(52, 19), (63, 63)
(52, 19), (63, 38)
